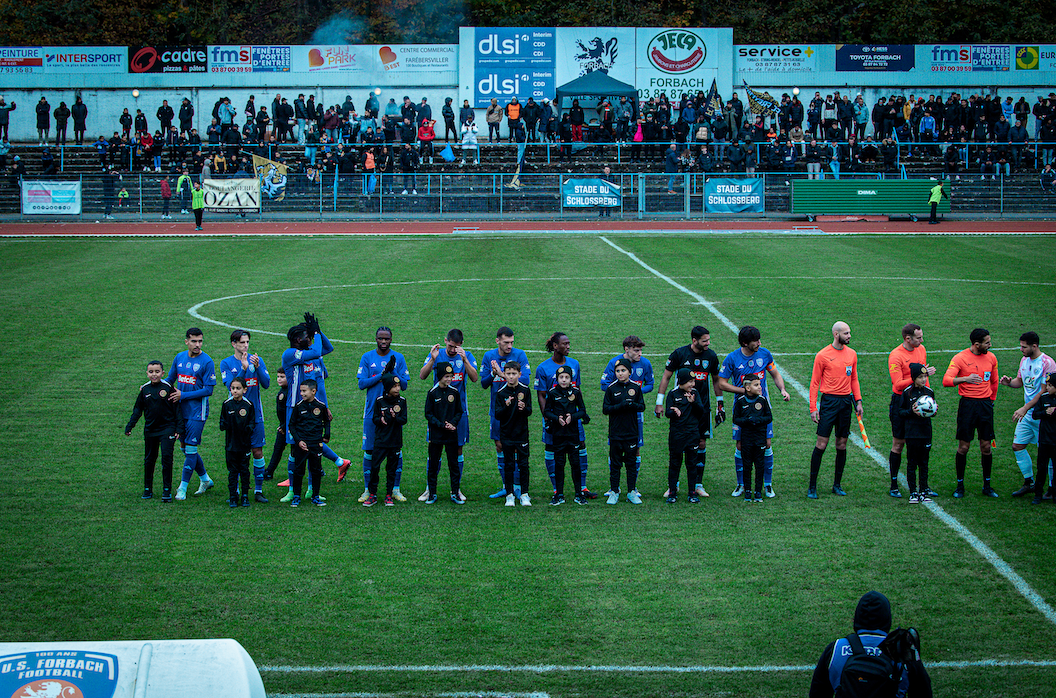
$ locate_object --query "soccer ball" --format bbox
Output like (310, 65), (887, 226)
(913, 395), (938, 418)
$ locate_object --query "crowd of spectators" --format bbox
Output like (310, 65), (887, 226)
(6, 88), (1056, 188)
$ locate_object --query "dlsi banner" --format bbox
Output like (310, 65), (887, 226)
(562, 178), (621, 207)
(202, 178), (260, 211)
(705, 177), (763, 213)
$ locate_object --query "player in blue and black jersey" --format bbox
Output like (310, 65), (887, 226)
(716, 325), (791, 498)
(480, 326), (530, 498)
(166, 327), (217, 501)
(356, 327), (411, 502)
(654, 326), (723, 498)
(600, 335), (653, 496)
(419, 328), (478, 501)
(534, 331), (596, 498)
(280, 313), (351, 503)
(220, 329), (271, 503)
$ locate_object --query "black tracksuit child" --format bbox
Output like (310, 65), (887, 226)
(288, 379), (332, 506)
(265, 368), (288, 479)
(425, 362), (464, 501)
(603, 358), (646, 496)
(1031, 374), (1056, 503)
(125, 361), (185, 501)
(544, 364), (591, 504)
(219, 377), (256, 507)
(494, 365), (533, 499)
(898, 363), (936, 501)
(732, 374), (773, 502)
(665, 368), (706, 502)
(369, 373), (408, 503)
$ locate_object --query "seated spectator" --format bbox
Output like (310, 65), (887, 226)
(1041, 163), (1055, 192)
(789, 125), (805, 154)
(694, 144), (715, 174)
(727, 139), (746, 171)
(881, 138), (899, 171)
(858, 136), (880, 163)
(780, 139), (797, 174)
(944, 142), (962, 179)
(40, 147), (57, 176)
(805, 138), (823, 179)
(979, 145), (997, 180)
(418, 119), (436, 164)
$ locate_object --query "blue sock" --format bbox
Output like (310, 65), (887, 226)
(579, 447), (589, 490)
(635, 453), (642, 483)
(194, 453), (206, 478)
(253, 457), (265, 492)
(496, 452), (505, 480)
(181, 446), (198, 485)
(321, 444), (339, 463)
(695, 447), (706, 487)
(362, 452), (372, 485)
(457, 453), (465, 479)
(1014, 449), (1034, 479)
(734, 449), (743, 486)
(764, 447), (774, 487)
(395, 450), (404, 487)
(544, 449), (556, 488)
(287, 454), (295, 481)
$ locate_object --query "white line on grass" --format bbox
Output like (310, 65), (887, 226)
(597, 235), (1056, 628)
(258, 658), (1056, 675)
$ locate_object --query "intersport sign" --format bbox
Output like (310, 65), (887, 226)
(129, 46), (207, 73)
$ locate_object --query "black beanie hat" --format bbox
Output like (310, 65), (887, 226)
(556, 365), (573, 378)
(910, 363), (925, 381)
(615, 358), (633, 372)
(676, 367), (694, 385)
(853, 591), (892, 632)
(435, 361), (454, 378)
(381, 373), (398, 393)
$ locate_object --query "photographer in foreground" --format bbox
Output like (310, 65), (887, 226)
(809, 590), (932, 698)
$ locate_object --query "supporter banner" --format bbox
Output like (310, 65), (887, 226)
(129, 46), (207, 73)
(202, 178), (260, 211)
(1015, 45), (1056, 71)
(736, 45), (817, 72)
(43, 47), (126, 73)
(208, 45), (292, 73)
(835, 45), (914, 71)
(20, 180), (81, 214)
(924, 44), (1011, 73)
(0, 47), (43, 74)
(705, 178), (763, 213)
(562, 178), (621, 207)
(252, 155), (287, 201)
(470, 27), (556, 108)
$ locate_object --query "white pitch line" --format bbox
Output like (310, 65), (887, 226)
(258, 658), (1056, 674)
(598, 235), (1056, 628)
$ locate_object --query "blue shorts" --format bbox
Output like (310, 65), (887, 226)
(733, 422), (774, 442)
(489, 414), (500, 442)
(1014, 415), (1040, 446)
(456, 411), (469, 447)
(250, 421), (266, 448)
(362, 418), (376, 451)
(182, 419), (205, 447)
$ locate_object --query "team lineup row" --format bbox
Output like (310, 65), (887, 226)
(124, 316), (1056, 509)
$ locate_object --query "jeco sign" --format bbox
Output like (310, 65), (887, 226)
(646, 31), (705, 73)
(129, 46), (207, 73)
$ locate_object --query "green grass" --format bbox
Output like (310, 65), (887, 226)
(1, 233), (1055, 697)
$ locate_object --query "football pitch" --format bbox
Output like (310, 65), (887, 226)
(1, 230), (1055, 698)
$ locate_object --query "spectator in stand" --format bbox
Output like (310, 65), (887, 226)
(92, 135), (108, 169)
(364, 91), (380, 119)
(570, 99), (585, 142)
(0, 97), (16, 141)
(944, 142), (962, 179)
(219, 98), (237, 137)
(630, 116), (644, 162)
(399, 142), (419, 195)
(664, 143), (681, 194)
(1041, 162), (1055, 192)
(1013, 96), (1030, 131)
(276, 98), (294, 143)
(881, 138), (899, 172)
(41, 147), (57, 176)
(1040, 116), (1056, 166)
(460, 114), (478, 166)
(694, 144), (716, 174)
(178, 98), (193, 138)
(441, 97), (457, 143)
(0, 137), (9, 170)
(807, 92), (822, 139)
(486, 98), (502, 143)
(157, 99), (174, 133)
(53, 101), (70, 147)
(397, 117), (415, 146)
(418, 118), (436, 164)
(558, 112), (573, 162)
(160, 176), (172, 219)
(221, 124), (240, 163)
(244, 95), (256, 121)
(919, 110), (938, 156)
(615, 95), (634, 144)
(134, 109), (148, 137)
(119, 108), (133, 139)
(979, 145), (998, 180)
(255, 108), (269, 143)
(821, 96), (837, 137)
(504, 97), (521, 142)
(727, 138), (746, 172)
(71, 96), (87, 145)
(851, 95), (867, 140)
(459, 99), (474, 128)
(523, 97), (541, 143)
(541, 98), (557, 142)
(1009, 119), (1029, 169)
(805, 138), (823, 179)
(36, 96), (51, 145)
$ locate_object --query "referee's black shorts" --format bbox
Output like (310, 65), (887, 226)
(956, 397), (995, 442)
(889, 392), (906, 440)
(817, 393), (853, 438)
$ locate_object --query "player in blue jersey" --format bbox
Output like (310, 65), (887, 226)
(480, 326), (531, 498)
(716, 325), (791, 498)
(279, 313), (351, 503)
(534, 331), (596, 498)
(600, 336), (654, 497)
(419, 328), (478, 501)
(355, 326), (411, 502)
(166, 327), (217, 501)
(219, 329), (271, 503)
